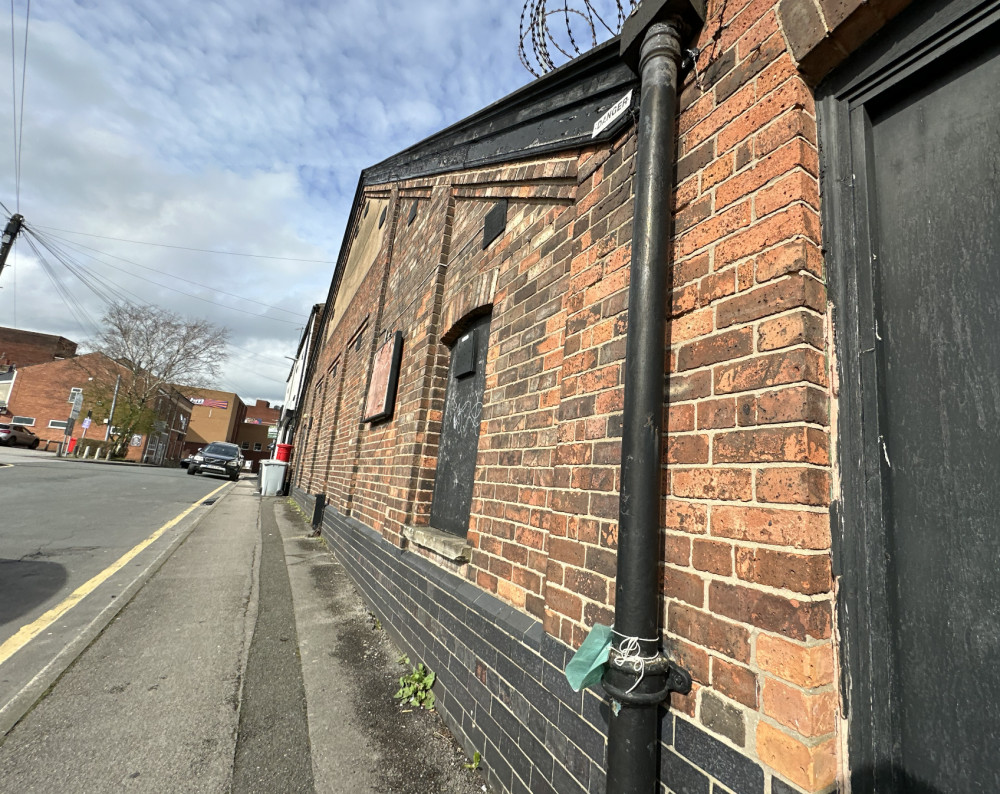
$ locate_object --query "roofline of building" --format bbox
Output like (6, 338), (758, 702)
(303, 40), (637, 410)
(360, 37), (634, 186)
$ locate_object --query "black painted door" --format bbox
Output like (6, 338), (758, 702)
(822, 4), (1000, 790)
(430, 314), (491, 536)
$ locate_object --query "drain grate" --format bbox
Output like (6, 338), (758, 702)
(202, 499), (217, 506)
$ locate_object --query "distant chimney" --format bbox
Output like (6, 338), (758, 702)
(255, 399), (269, 408)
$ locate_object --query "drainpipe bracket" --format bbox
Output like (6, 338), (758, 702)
(620, 0), (707, 74)
(602, 652), (693, 705)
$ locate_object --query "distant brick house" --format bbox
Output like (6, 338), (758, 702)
(291, 1), (999, 792)
(235, 399), (281, 472)
(0, 326), (78, 411)
(179, 388), (246, 458)
(3, 351), (191, 464)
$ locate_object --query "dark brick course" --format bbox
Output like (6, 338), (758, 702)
(295, 489), (771, 794)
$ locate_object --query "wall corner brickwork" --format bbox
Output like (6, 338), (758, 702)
(774, 0), (912, 83)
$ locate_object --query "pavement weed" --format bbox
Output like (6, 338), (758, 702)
(394, 659), (436, 711)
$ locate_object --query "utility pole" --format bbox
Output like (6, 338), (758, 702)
(105, 373), (122, 441)
(0, 214), (24, 279)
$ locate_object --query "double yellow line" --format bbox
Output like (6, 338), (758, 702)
(0, 482), (230, 666)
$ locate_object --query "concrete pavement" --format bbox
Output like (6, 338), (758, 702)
(0, 479), (488, 793)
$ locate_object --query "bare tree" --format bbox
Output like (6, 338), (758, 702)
(87, 302), (229, 456)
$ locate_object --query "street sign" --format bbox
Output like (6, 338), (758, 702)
(69, 392), (83, 421)
(81, 417), (92, 429)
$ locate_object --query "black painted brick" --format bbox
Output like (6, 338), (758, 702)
(525, 702), (550, 744)
(540, 633), (570, 669)
(487, 748), (514, 794)
(506, 640), (543, 681)
(660, 707), (675, 747)
(557, 702), (606, 762)
(494, 649), (526, 690)
(509, 772), (531, 794)
(530, 767), (559, 794)
(551, 759), (590, 794)
(770, 778), (805, 794)
(518, 722), (554, 779)
(498, 730), (534, 788)
(492, 700), (522, 742)
(674, 719), (764, 794)
(662, 749), (712, 794)
(583, 690), (610, 733)
(518, 669), (558, 719)
(541, 659), (583, 711)
(317, 497), (768, 794)
(587, 761), (607, 794)
(546, 726), (591, 789)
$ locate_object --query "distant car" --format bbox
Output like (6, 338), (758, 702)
(0, 423), (39, 448)
(186, 442), (243, 481)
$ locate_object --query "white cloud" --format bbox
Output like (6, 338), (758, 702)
(0, 0), (622, 403)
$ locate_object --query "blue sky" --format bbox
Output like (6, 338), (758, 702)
(0, 0), (624, 403)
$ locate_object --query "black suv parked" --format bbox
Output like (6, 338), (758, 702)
(186, 441), (243, 481)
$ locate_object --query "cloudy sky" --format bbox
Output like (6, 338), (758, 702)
(0, 0), (626, 403)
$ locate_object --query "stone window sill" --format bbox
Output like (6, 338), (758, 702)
(402, 524), (471, 563)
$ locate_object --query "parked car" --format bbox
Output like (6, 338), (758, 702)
(186, 441), (243, 481)
(0, 423), (39, 448)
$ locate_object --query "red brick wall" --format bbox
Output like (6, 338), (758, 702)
(291, 1), (923, 788)
(5, 352), (190, 464)
(5, 353), (110, 443)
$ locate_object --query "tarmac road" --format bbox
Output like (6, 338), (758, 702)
(0, 447), (224, 646)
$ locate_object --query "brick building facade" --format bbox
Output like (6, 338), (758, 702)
(291, 1), (999, 792)
(3, 351), (191, 464)
(0, 326), (77, 369)
(179, 388), (246, 458)
(235, 399), (280, 472)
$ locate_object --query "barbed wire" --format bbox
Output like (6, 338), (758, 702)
(519, 1), (639, 76)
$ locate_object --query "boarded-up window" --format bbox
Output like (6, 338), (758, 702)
(430, 314), (491, 536)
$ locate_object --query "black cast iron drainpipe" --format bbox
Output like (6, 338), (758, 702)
(603, 2), (705, 793)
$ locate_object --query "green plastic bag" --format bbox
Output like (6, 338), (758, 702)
(565, 623), (612, 692)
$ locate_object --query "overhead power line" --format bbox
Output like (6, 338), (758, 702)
(21, 231), (100, 335)
(9, 0), (31, 212)
(31, 223), (338, 264)
(26, 227), (306, 326)
(37, 228), (309, 319)
(18, 229), (295, 391)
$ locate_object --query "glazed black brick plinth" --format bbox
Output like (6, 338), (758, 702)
(293, 489), (770, 794)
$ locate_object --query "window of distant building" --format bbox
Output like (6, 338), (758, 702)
(0, 369), (14, 407)
(429, 312), (491, 537)
(241, 441), (250, 450)
(48, 419), (68, 429)
(253, 443), (262, 451)
(11, 416), (34, 426)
